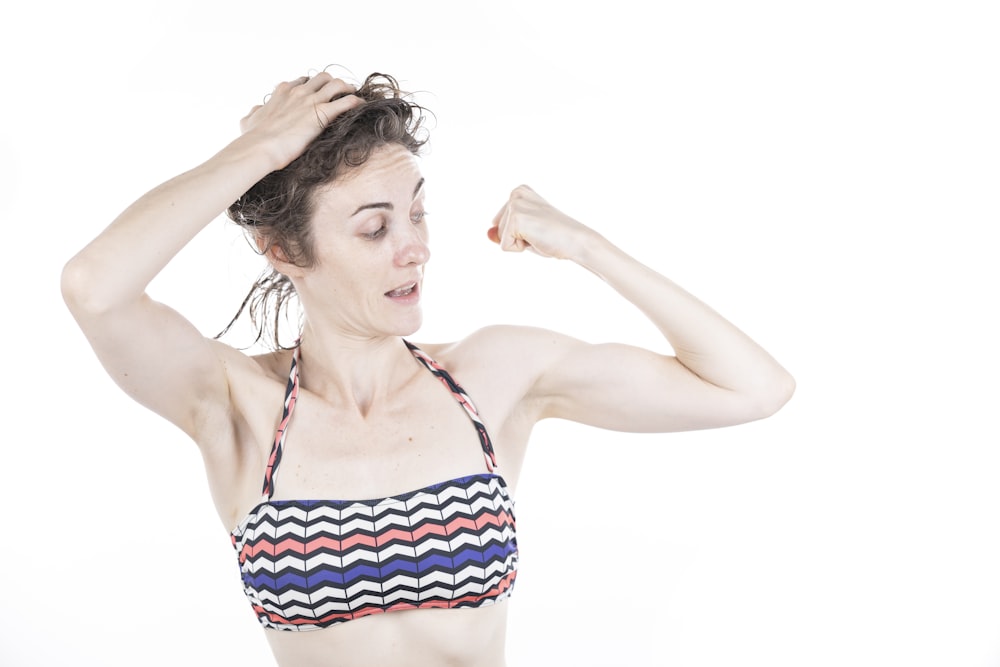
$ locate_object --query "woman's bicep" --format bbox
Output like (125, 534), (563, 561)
(530, 339), (774, 433)
(69, 293), (232, 439)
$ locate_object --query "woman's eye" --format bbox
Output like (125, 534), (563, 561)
(411, 211), (428, 224)
(364, 225), (387, 240)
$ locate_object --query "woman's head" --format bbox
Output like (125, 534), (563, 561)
(221, 72), (430, 349)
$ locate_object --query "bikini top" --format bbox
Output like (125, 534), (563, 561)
(230, 341), (518, 631)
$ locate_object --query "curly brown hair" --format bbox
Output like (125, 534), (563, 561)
(218, 72), (430, 349)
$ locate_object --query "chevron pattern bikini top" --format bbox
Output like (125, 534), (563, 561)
(230, 341), (518, 631)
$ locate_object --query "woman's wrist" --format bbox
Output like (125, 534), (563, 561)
(569, 228), (618, 277)
(219, 131), (294, 178)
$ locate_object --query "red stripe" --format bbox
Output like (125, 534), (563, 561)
(374, 527), (414, 545)
(411, 522), (449, 540)
(240, 510), (513, 558)
(340, 533), (379, 549)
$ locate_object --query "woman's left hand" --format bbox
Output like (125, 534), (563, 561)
(488, 185), (598, 260)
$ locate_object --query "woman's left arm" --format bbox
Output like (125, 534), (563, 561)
(489, 185), (795, 432)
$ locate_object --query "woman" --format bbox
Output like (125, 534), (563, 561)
(62, 71), (794, 667)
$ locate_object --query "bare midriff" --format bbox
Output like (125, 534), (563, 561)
(265, 603), (509, 667)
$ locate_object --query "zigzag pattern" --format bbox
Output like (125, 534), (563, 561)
(230, 341), (518, 631)
(232, 473), (517, 630)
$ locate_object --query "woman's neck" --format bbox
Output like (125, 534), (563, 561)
(295, 325), (418, 418)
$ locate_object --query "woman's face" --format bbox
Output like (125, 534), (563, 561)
(293, 143), (430, 338)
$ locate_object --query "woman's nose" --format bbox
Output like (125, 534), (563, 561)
(395, 224), (430, 266)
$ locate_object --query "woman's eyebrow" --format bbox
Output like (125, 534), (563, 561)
(350, 178), (425, 216)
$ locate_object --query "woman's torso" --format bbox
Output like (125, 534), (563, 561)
(202, 332), (537, 666)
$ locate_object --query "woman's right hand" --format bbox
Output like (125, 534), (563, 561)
(238, 72), (364, 170)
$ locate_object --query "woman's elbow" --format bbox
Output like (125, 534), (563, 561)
(61, 253), (115, 319)
(751, 369), (796, 420)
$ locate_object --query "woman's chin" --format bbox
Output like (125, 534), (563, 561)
(389, 312), (423, 338)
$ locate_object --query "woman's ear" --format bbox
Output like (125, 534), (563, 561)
(258, 238), (304, 278)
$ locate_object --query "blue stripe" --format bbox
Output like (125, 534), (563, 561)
(342, 563), (381, 584)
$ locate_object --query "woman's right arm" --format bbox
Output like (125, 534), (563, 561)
(61, 73), (361, 442)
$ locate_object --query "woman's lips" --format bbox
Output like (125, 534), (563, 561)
(385, 282), (419, 301)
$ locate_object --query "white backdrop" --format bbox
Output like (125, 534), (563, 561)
(3, 1), (998, 665)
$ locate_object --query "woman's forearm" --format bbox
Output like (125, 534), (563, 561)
(575, 232), (795, 408)
(62, 135), (276, 315)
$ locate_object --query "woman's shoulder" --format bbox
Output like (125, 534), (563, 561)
(411, 326), (592, 436)
(416, 324), (541, 355)
(205, 338), (291, 384)
(413, 324), (579, 378)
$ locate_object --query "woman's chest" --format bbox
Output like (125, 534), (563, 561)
(266, 383), (495, 502)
